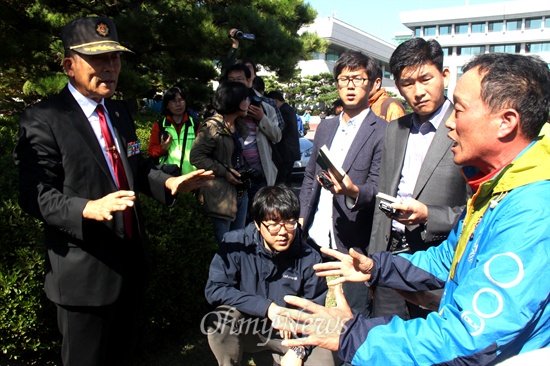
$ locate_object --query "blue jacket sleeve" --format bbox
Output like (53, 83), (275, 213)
(368, 217), (463, 291)
(340, 187), (550, 365)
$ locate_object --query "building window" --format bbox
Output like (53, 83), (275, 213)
(457, 46), (485, 56)
(457, 66), (464, 78)
(310, 52), (321, 60)
(424, 26), (436, 36)
(471, 22), (486, 33)
(441, 47), (451, 56)
(525, 18), (542, 30)
(546, 18), (550, 28)
(526, 42), (550, 53)
(489, 44), (520, 53)
(439, 25), (452, 35)
(489, 21), (504, 32)
(325, 52), (339, 62)
(455, 23), (469, 34)
(415, 27), (422, 37)
(506, 19), (522, 31)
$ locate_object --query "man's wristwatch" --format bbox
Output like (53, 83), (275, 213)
(291, 346), (306, 360)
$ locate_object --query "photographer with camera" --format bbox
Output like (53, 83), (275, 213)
(220, 28), (254, 81)
(190, 81), (252, 244)
(148, 86), (198, 176)
(224, 64), (282, 222)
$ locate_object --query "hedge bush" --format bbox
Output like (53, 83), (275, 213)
(0, 112), (218, 362)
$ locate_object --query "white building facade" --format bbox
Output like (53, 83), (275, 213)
(400, 0), (550, 97)
(298, 17), (399, 91)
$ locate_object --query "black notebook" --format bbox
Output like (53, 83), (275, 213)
(316, 145), (346, 182)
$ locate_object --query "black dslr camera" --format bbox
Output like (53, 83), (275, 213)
(236, 168), (254, 192)
(232, 30), (256, 41)
(249, 88), (265, 107)
(231, 165), (264, 193)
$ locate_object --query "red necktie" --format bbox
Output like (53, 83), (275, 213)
(96, 104), (133, 239)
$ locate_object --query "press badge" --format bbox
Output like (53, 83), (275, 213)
(127, 140), (141, 157)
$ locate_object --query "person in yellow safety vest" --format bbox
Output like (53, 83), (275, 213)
(148, 86), (197, 175)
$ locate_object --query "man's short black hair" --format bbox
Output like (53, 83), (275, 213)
(333, 50), (379, 81)
(225, 63), (251, 80)
(213, 81), (249, 115)
(332, 98), (344, 108)
(266, 91), (284, 102)
(389, 38), (444, 81)
(252, 76), (265, 94)
(238, 59), (258, 75)
(252, 185), (300, 225)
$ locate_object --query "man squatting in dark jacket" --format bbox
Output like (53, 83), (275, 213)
(203, 185), (340, 366)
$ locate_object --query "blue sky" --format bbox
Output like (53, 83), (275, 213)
(306, 0), (515, 44)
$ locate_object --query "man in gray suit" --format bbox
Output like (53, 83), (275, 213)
(300, 50), (387, 317)
(369, 38), (470, 319)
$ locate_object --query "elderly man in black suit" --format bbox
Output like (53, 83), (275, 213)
(14, 16), (213, 366)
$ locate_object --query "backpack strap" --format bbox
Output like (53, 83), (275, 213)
(178, 117), (193, 169)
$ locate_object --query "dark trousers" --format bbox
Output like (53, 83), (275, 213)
(56, 280), (141, 366)
(275, 160), (295, 186)
(372, 229), (442, 319)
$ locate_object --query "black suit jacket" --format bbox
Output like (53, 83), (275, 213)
(277, 102), (301, 163)
(300, 112), (387, 254)
(15, 85), (173, 306)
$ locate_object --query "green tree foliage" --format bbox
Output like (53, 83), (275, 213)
(264, 72), (338, 114)
(0, 0), (322, 114)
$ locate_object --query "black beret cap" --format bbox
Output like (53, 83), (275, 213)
(62, 16), (133, 55)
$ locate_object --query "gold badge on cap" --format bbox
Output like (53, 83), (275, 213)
(96, 22), (110, 37)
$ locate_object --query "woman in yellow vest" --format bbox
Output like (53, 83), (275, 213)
(148, 86), (197, 175)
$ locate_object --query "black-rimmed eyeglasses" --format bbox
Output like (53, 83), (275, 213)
(261, 220), (298, 235)
(336, 76), (369, 87)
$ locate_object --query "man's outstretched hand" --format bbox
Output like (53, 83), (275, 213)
(314, 248), (374, 286)
(272, 285), (353, 351)
(165, 169), (214, 195)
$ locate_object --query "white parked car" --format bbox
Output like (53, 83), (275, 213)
(293, 138), (313, 172)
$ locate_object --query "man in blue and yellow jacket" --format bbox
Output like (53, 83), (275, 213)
(272, 53), (550, 365)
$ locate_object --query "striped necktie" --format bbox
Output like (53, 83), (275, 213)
(96, 104), (134, 239)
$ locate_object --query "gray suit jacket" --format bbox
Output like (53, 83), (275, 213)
(368, 104), (470, 254)
(300, 112), (387, 254)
